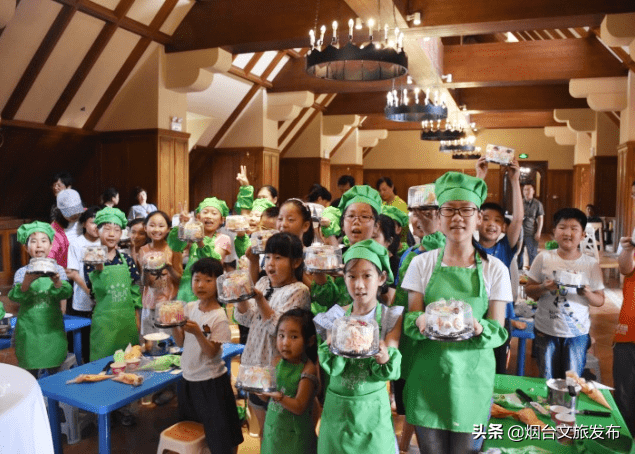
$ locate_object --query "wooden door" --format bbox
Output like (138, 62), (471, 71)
(545, 169), (574, 231)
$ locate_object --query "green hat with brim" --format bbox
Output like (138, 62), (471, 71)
(17, 221), (55, 245)
(338, 185), (382, 215)
(343, 239), (393, 284)
(196, 197), (229, 217)
(381, 205), (409, 227)
(435, 171), (487, 208)
(95, 207), (127, 228)
(251, 198), (275, 214)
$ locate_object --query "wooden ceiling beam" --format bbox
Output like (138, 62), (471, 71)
(280, 94), (336, 158)
(444, 38), (627, 88)
(590, 28), (635, 74)
(228, 66), (273, 88)
(243, 52), (264, 75)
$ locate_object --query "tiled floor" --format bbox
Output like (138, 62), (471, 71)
(0, 246), (624, 454)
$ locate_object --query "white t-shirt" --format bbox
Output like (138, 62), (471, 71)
(67, 235), (101, 311)
(181, 303), (231, 381)
(528, 249), (604, 337)
(64, 221), (83, 244)
(401, 249), (513, 303)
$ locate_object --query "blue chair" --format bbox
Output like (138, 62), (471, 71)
(506, 303), (535, 376)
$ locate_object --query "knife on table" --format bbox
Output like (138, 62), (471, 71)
(516, 389), (550, 416)
(574, 410), (611, 417)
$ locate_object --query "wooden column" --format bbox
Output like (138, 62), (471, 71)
(157, 130), (190, 216)
(279, 157), (330, 202)
(572, 164), (591, 210)
(589, 156), (617, 217)
(617, 142), (635, 241)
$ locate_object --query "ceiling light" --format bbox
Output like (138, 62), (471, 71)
(406, 12), (421, 26)
(385, 87), (447, 122)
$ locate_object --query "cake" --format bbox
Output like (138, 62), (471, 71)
(178, 219), (205, 242)
(408, 184), (438, 208)
(83, 245), (107, 264)
(331, 316), (379, 357)
(304, 245), (343, 272)
(143, 251), (166, 270)
(225, 215), (249, 232)
(28, 257), (57, 275)
(236, 364), (277, 392)
(218, 270), (254, 302)
(485, 144), (515, 166)
(424, 299), (474, 340)
(157, 301), (185, 326)
(557, 270), (584, 287)
(250, 230), (277, 254)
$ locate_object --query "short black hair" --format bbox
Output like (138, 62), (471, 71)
(376, 214), (400, 256)
(101, 187), (118, 204)
(338, 175), (355, 187)
(307, 184), (332, 202)
(553, 207), (587, 230)
(191, 257), (224, 279)
(262, 206), (279, 219)
(264, 232), (305, 281)
(128, 218), (145, 230)
(80, 206), (100, 225)
(276, 308), (317, 362)
(133, 186), (146, 197)
(480, 202), (505, 219)
(51, 171), (73, 187)
(259, 185), (278, 200)
(144, 210), (171, 227)
(376, 177), (395, 192)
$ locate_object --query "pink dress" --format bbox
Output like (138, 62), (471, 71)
(138, 245), (179, 309)
(48, 221), (69, 268)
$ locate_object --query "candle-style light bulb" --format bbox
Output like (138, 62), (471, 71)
(425, 88), (430, 105)
(414, 87), (420, 104)
(367, 18), (374, 40)
(309, 29), (315, 48)
(384, 24), (389, 42)
(402, 89), (408, 106)
(319, 25), (326, 46)
(348, 19), (354, 40)
(398, 32), (404, 50)
(387, 92), (393, 106)
(332, 21), (338, 44)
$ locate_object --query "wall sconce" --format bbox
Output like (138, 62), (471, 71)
(170, 116), (183, 132)
(406, 12), (421, 26)
(441, 74), (452, 83)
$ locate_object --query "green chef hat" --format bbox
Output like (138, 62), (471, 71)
(17, 221), (55, 245)
(338, 185), (382, 215)
(95, 207), (127, 228)
(196, 197), (229, 217)
(435, 171), (487, 208)
(381, 205), (409, 227)
(252, 198), (275, 214)
(343, 239), (394, 284)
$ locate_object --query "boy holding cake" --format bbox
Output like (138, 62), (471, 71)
(525, 208), (605, 379)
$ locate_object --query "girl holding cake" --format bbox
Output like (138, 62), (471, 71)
(400, 172), (511, 454)
(234, 232), (311, 439)
(138, 211), (183, 336)
(315, 239), (403, 454)
(127, 218), (148, 270)
(9, 221), (72, 375)
(168, 198), (230, 302)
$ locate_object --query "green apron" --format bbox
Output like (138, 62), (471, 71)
(9, 277), (71, 370)
(89, 254), (139, 361)
(176, 235), (221, 303)
(261, 359), (317, 454)
(403, 247), (504, 432)
(318, 305), (399, 454)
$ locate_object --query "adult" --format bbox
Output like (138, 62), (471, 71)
(331, 175), (355, 208)
(518, 183), (544, 270)
(50, 171), (73, 197)
(376, 176), (408, 215)
(50, 188), (84, 267)
(127, 187), (157, 221)
(257, 185), (278, 204)
(100, 187), (119, 208)
(307, 184), (332, 207)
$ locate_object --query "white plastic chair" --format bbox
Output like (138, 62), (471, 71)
(580, 225), (600, 262)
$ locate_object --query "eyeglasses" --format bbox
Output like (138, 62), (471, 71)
(439, 207), (478, 217)
(344, 214), (375, 223)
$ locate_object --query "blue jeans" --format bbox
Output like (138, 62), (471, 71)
(518, 233), (539, 269)
(534, 330), (590, 379)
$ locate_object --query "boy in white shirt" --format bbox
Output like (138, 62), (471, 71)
(525, 208), (605, 379)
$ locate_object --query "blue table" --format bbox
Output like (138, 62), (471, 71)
(39, 343), (244, 454)
(0, 315), (92, 366)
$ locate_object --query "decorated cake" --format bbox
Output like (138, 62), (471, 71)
(555, 270), (585, 288)
(330, 316), (380, 358)
(485, 144), (515, 166)
(236, 364), (277, 393)
(143, 251), (166, 270)
(178, 218), (205, 242)
(408, 184), (438, 208)
(424, 299), (474, 341)
(304, 244), (343, 273)
(28, 257), (57, 275)
(156, 300), (186, 326)
(83, 245), (107, 264)
(225, 215), (249, 232)
(250, 230), (278, 254)
(217, 270), (255, 303)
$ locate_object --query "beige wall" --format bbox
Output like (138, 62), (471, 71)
(285, 112), (323, 158)
(364, 128), (575, 169)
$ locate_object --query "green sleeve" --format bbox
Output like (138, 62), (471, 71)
(320, 206), (342, 238)
(369, 347), (402, 381)
(191, 238), (222, 261)
(167, 227), (187, 253)
(468, 319), (508, 349)
(318, 339), (347, 377)
(8, 280), (72, 303)
(403, 311), (427, 340)
(52, 281), (73, 300)
(420, 231), (446, 252)
(234, 185), (254, 212)
(130, 283), (142, 309)
(234, 235), (250, 258)
(8, 283), (32, 304)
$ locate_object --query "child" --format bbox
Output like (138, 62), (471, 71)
(260, 206), (279, 231)
(234, 232), (311, 437)
(128, 218), (148, 270)
(276, 199), (313, 247)
(235, 198), (276, 258)
(9, 221), (72, 374)
(172, 258), (244, 454)
(381, 205), (409, 255)
(86, 207), (141, 361)
(260, 309), (319, 454)
(525, 208), (605, 379)
(373, 214), (401, 305)
(401, 172), (510, 453)
(138, 211), (183, 336)
(169, 198), (229, 302)
(316, 239), (403, 454)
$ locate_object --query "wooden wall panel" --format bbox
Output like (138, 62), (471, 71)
(617, 142), (635, 241)
(330, 165), (363, 194)
(573, 164), (591, 210)
(279, 158), (329, 202)
(590, 156), (617, 218)
(545, 169), (574, 231)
